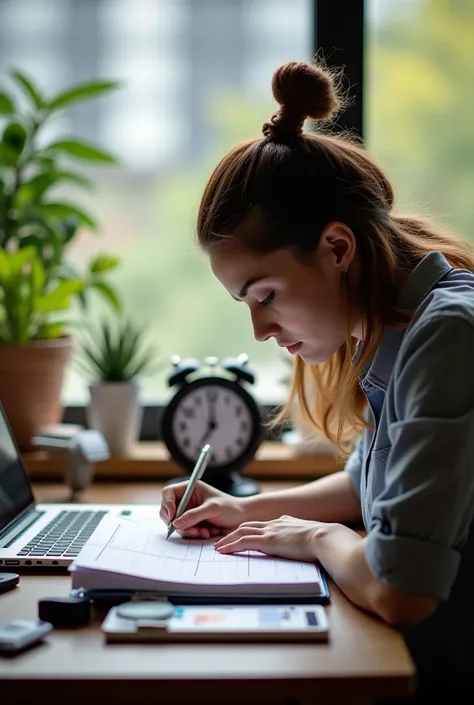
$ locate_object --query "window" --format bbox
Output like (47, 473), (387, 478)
(0, 0), (313, 410)
(366, 0), (474, 244)
(4, 1), (470, 439)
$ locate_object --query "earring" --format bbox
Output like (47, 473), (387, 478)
(341, 271), (349, 285)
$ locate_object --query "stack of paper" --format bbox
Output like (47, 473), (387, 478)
(69, 515), (328, 601)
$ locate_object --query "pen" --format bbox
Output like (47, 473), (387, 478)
(166, 443), (213, 540)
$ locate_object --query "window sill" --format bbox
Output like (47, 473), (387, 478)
(22, 441), (340, 482)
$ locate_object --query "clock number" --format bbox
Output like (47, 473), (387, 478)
(182, 407), (195, 419)
(224, 394), (231, 406)
(183, 438), (191, 448)
(235, 406), (242, 418)
(240, 421), (247, 432)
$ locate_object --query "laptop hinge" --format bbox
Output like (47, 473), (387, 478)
(0, 506), (44, 548)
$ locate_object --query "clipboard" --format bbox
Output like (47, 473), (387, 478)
(70, 569), (331, 607)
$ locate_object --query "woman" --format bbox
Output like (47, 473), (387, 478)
(160, 61), (474, 701)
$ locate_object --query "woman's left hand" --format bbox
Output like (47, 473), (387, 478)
(213, 515), (328, 562)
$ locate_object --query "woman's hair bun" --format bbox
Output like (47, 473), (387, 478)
(262, 60), (341, 141)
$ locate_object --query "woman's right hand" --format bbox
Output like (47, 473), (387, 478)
(159, 481), (248, 539)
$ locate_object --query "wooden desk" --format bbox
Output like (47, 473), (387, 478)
(0, 483), (415, 705)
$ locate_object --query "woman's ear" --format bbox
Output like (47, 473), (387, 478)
(319, 221), (356, 273)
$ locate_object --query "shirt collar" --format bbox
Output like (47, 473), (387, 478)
(359, 251), (453, 390)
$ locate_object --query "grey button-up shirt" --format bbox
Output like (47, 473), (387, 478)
(346, 250), (474, 691)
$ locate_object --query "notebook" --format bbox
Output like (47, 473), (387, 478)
(69, 515), (330, 603)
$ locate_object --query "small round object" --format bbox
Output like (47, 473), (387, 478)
(0, 572), (19, 594)
(117, 601), (174, 621)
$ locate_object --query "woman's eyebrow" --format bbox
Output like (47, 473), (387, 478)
(232, 276), (266, 301)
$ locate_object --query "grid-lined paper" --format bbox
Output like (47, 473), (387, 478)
(70, 515), (323, 595)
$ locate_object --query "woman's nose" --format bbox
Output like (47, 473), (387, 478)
(250, 309), (281, 343)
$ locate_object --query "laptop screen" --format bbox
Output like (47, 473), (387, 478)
(0, 405), (35, 532)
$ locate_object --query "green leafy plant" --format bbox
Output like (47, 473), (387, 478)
(78, 318), (158, 383)
(0, 246), (83, 343)
(0, 68), (123, 324)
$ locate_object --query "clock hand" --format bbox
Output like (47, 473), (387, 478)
(197, 390), (219, 447)
(206, 389), (218, 426)
(198, 426), (214, 447)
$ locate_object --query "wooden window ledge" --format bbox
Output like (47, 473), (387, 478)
(22, 441), (340, 482)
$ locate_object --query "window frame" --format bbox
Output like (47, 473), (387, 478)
(63, 0), (365, 442)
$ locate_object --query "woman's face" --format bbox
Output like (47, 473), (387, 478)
(209, 221), (358, 366)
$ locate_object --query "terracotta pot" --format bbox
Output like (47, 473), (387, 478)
(0, 337), (74, 451)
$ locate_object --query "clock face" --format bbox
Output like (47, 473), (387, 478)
(170, 383), (255, 468)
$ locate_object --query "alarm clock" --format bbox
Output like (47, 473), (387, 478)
(161, 354), (262, 497)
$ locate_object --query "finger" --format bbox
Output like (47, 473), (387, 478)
(181, 526), (211, 539)
(214, 525), (263, 548)
(160, 500), (175, 523)
(213, 531), (238, 548)
(173, 502), (218, 530)
(161, 483), (186, 503)
(179, 527), (199, 538)
(178, 526), (214, 540)
(161, 482), (191, 509)
(216, 535), (265, 554)
(161, 485), (189, 521)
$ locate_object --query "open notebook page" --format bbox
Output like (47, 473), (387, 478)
(69, 515), (324, 596)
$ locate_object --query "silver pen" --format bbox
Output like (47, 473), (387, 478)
(166, 443), (213, 540)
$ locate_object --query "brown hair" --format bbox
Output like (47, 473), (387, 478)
(196, 60), (474, 458)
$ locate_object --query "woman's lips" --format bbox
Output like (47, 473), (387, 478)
(286, 342), (302, 355)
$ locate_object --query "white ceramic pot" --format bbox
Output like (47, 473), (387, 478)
(87, 380), (142, 456)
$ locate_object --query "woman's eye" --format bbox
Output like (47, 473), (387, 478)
(260, 291), (275, 307)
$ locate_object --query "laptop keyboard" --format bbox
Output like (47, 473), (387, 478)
(17, 510), (107, 558)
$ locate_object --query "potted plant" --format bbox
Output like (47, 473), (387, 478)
(0, 246), (83, 448)
(0, 68), (122, 448)
(77, 317), (157, 456)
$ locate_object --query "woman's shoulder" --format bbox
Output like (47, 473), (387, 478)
(412, 266), (474, 331)
(392, 276), (474, 418)
(394, 270), (474, 384)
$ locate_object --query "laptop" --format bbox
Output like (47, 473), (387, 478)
(0, 403), (157, 570)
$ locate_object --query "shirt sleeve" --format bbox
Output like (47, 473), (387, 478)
(344, 434), (364, 499)
(365, 313), (474, 601)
